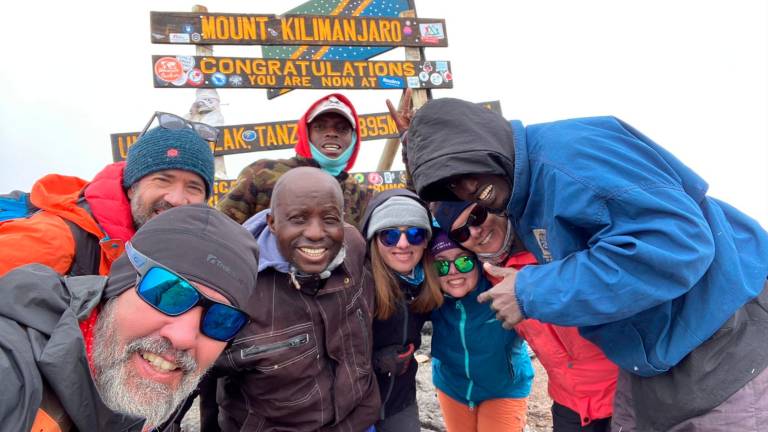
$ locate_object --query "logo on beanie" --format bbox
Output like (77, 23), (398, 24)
(207, 254), (237, 280)
(167, 148), (179, 158)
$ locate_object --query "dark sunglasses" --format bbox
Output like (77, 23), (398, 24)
(377, 227), (428, 247)
(139, 111), (221, 143)
(433, 255), (476, 277)
(125, 242), (248, 342)
(448, 205), (489, 243)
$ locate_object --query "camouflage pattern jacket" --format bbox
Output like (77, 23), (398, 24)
(217, 156), (372, 228)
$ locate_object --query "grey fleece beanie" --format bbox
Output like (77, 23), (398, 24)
(365, 196), (432, 240)
(105, 204), (260, 319)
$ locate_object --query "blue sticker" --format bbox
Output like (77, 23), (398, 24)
(242, 130), (257, 142)
(378, 76), (404, 88)
(436, 61), (448, 72)
(211, 72), (227, 87)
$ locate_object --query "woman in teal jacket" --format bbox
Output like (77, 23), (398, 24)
(429, 228), (533, 431)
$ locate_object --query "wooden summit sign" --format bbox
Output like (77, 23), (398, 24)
(152, 55), (453, 90)
(110, 102), (501, 162)
(150, 12), (448, 47)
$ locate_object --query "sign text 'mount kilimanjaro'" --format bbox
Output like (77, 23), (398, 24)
(151, 12), (448, 47)
(152, 55), (453, 90)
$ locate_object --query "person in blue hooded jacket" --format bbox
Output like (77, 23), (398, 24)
(397, 97), (768, 431)
(428, 228), (533, 431)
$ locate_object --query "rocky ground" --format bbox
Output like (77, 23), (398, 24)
(183, 325), (554, 431)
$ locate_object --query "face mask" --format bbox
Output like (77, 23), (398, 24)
(309, 132), (357, 176)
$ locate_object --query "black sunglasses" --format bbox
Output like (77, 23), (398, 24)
(139, 111), (221, 143)
(448, 205), (489, 243)
(125, 242), (248, 342)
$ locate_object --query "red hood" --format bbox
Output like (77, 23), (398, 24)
(295, 93), (360, 172)
(84, 162), (135, 243)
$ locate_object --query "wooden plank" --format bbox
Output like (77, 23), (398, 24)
(150, 12), (448, 47)
(151, 55), (453, 90)
(110, 102), (502, 162)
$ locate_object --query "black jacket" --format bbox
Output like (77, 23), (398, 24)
(360, 189), (433, 419)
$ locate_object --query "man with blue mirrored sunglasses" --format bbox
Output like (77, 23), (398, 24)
(0, 204), (259, 432)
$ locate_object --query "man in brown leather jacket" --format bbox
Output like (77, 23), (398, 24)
(210, 167), (380, 431)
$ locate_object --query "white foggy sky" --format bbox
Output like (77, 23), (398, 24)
(0, 0), (766, 227)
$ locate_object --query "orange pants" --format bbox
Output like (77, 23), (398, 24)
(436, 389), (528, 432)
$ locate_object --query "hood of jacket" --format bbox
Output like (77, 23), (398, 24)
(0, 265), (145, 431)
(406, 98), (517, 202)
(295, 93), (361, 173)
(243, 209), (290, 274)
(83, 162), (135, 243)
(29, 173), (105, 240)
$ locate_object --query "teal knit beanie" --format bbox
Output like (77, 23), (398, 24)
(123, 126), (215, 197)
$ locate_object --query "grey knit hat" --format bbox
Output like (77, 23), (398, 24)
(123, 126), (215, 197)
(105, 204), (260, 319)
(365, 195), (432, 240)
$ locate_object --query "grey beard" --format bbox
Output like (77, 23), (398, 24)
(92, 298), (205, 428)
(476, 219), (515, 265)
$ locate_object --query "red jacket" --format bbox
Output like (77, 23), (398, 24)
(489, 252), (617, 425)
(0, 162), (133, 277)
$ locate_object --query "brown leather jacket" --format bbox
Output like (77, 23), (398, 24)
(215, 225), (380, 431)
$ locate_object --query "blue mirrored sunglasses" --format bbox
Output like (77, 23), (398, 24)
(377, 227), (428, 247)
(125, 242), (248, 342)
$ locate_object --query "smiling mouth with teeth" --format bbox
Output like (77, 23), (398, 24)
(322, 143), (341, 151)
(478, 184), (493, 202)
(299, 247), (327, 257)
(478, 230), (493, 246)
(141, 352), (179, 372)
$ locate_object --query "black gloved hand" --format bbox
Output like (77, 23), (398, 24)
(373, 343), (415, 376)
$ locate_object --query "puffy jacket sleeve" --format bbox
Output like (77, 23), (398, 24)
(216, 158), (296, 224)
(0, 212), (75, 277)
(515, 126), (715, 327)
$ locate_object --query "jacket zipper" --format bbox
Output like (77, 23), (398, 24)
(380, 301), (410, 420)
(457, 301), (475, 410)
(240, 333), (309, 359)
(356, 308), (369, 355)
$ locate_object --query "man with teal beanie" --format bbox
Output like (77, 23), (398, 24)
(0, 111), (216, 277)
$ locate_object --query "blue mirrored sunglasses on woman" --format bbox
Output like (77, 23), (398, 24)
(377, 227), (428, 247)
(125, 242), (248, 342)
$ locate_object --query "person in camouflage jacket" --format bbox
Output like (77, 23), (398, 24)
(217, 93), (372, 227)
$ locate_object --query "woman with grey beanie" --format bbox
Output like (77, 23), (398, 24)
(359, 189), (443, 432)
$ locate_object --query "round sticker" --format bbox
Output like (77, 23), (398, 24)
(403, 26), (413, 36)
(210, 72), (228, 87)
(430, 73), (443, 86)
(242, 130), (257, 142)
(229, 75), (244, 87)
(187, 68), (204, 87)
(191, 33), (201, 42)
(419, 71), (429, 82)
(154, 57), (184, 83)
(177, 56), (196, 71)
(442, 71), (453, 82)
(368, 172), (383, 185)
(353, 173), (365, 184)
(422, 62), (433, 73)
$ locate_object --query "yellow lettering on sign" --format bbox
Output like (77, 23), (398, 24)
(275, 124), (291, 144)
(200, 15), (269, 41)
(331, 20), (344, 41)
(289, 124), (298, 143)
(281, 17), (295, 41)
(117, 135), (138, 159)
(255, 125), (267, 147)
(321, 76), (354, 88)
(314, 17), (331, 41)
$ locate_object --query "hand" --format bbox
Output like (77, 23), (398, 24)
(373, 343), (415, 376)
(386, 88), (414, 136)
(478, 263), (524, 329)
